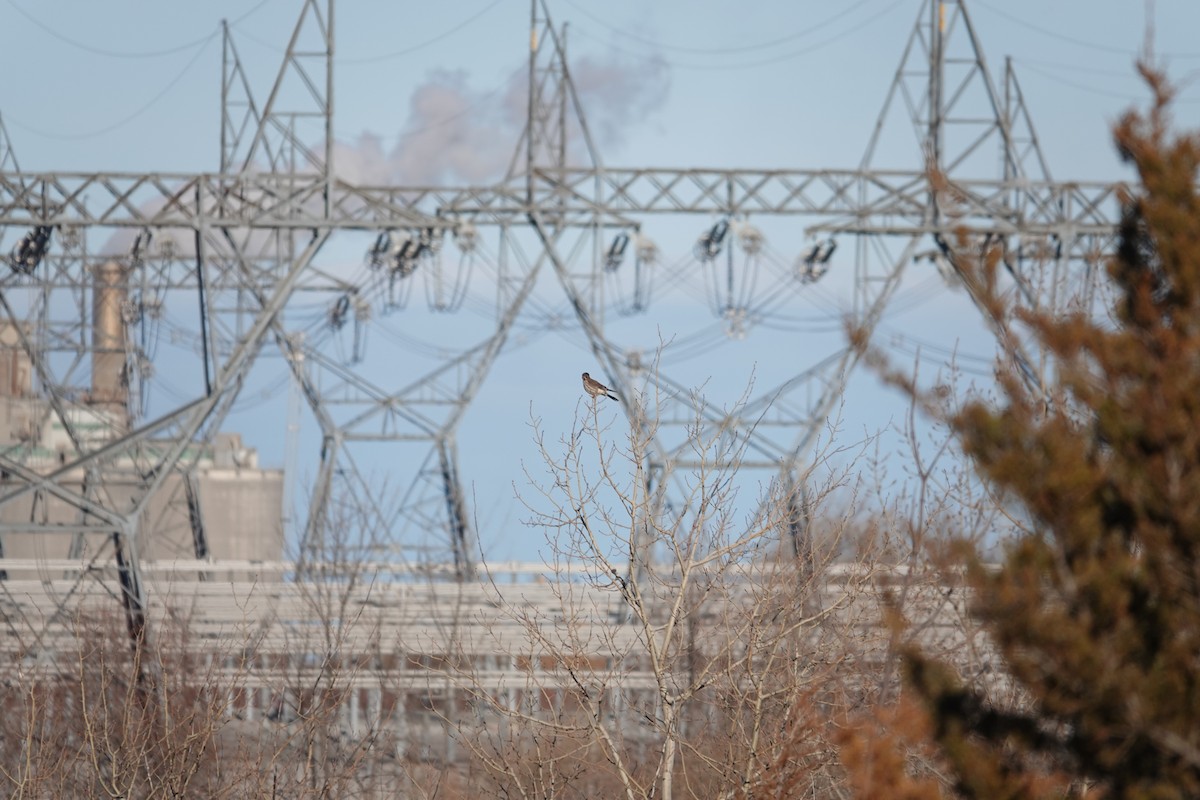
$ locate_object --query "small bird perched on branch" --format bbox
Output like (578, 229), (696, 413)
(581, 372), (618, 401)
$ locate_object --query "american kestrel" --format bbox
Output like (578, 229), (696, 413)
(581, 372), (618, 401)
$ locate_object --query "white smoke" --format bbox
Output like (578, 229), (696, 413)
(569, 54), (670, 157)
(335, 53), (670, 186)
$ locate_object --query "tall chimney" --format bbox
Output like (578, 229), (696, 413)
(91, 260), (128, 423)
(0, 322), (31, 398)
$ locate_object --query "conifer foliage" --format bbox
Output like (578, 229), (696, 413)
(901, 68), (1200, 799)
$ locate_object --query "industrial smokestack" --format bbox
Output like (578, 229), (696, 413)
(0, 323), (31, 398)
(91, 260), (129, 424)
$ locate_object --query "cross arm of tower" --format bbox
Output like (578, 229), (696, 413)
(0, 168), (1123, 235)
(495, 167), (1125, 236)
(0, 172), (446, 231)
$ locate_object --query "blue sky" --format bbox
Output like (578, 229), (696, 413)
(2, 0), (1196, 177)
(0, 0), (1195, 563)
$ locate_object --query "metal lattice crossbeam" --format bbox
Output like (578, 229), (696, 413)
(525, 169), (1124, 234)
(0, 170), (1123, 234)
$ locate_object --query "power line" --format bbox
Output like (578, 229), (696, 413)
(3, 0), (272, 59)
(1013, 58), (1200, 104)
(974, 0), (1200, 60)
(339, 0), (505, 65)
(227, 2), (279, 29)
(568, 0), (906, 71)
(233, 1), (504, 62)
(1019, 60), (1199, 104)
(4, 34), (218, 140)
(560, 0), (878, 56)
(1013, 57), (1144, 79)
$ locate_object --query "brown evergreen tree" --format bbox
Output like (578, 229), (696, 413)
(891, 67), (1200, 799)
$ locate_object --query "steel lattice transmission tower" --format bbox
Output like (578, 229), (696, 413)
(0, 0), (1122, 650)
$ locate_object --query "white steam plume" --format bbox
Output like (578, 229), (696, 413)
(336, 53), (669, 186)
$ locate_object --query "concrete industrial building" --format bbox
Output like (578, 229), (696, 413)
(0, 259), (283, 576)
